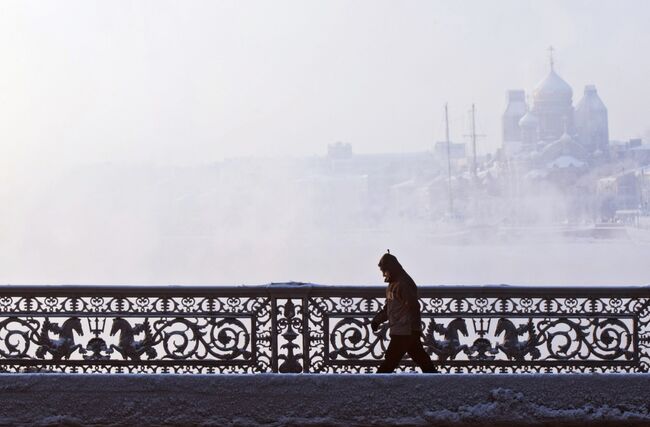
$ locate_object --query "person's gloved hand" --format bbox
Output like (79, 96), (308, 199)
(371, 318), (380, 332)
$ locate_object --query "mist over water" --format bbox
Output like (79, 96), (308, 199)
(2, 162), (648, 286)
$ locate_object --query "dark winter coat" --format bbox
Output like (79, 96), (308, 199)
(373, 255), (422, 336)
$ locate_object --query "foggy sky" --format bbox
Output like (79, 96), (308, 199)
(1, 1), (650, 285)
(1, 0), (649, 173)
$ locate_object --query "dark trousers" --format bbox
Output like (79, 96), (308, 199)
(377, 333), (437, 373)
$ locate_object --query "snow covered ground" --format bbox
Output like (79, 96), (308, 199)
(1, 373), (650, 426)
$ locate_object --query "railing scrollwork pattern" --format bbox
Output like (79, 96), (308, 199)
(0, 284), (648, 373)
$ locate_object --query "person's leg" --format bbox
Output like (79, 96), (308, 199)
(407, 334), (438, 373)
(377, 335), (409, 373)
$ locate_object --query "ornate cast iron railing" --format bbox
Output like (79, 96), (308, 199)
(0, 284), (649, 373)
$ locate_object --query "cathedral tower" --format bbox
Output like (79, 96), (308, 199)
(502, 90), (527, 155)
(575, 85), (609, 153)
(531, 49), (574, 142)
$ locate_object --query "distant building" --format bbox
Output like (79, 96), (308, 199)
(501, 51), (610, 162)
(497, 50), (619, 205)
(597, 169), (642, 217)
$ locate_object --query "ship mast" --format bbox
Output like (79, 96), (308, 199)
(471, 103), (478, 181)
(445, 103), (453, 217)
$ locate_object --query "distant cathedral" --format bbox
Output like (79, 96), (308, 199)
(502, 49), (609, 164)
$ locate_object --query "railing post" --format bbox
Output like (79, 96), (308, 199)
(271, 297), (279, 373)
(302, 296), (309, 373)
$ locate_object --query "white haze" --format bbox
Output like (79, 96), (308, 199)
(1, 1), (649, 285)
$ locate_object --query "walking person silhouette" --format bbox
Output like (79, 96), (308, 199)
(371, 251), (437, 373)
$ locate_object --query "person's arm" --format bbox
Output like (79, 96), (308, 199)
(371, 304), (388, 331)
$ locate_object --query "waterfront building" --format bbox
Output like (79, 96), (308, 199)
(501, 52), (610, 162)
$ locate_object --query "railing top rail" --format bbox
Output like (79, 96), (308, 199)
(0, 283), (648, 298)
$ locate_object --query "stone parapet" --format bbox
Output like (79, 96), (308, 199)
(1, 374), (649, 426)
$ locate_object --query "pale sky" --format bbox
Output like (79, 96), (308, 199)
(1, 0), (649, 171)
